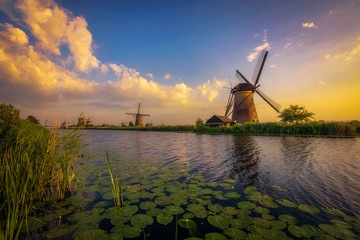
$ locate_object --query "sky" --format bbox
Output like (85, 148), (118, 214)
(0, 0), (360, 125)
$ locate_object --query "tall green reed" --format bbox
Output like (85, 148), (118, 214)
(106, 151), (123, 207)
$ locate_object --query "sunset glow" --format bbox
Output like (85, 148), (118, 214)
(0, 0), (359, 125)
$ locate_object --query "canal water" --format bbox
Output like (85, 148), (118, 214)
(28, 130), (360, 239)
(82, 130), (360, 218)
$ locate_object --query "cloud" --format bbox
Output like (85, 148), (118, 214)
(302, 22), (318, 29)
(16, 0), (99, 72)
(109, 63), (123, 77)
(247, 30), (270, 62)
(196, 77), (227, 102)
(100, 64), (108, 74)
(332, 36), (360, 61)
(146, 73), (153, 78)
(164, 74), (171, 80)
(0, 23), (28, 45)
(324, 54), (331, 60)
(284, 42), (292, 49)
(318, 80), (327, 85)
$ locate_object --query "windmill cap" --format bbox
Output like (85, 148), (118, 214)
(234, 83), (254, 91)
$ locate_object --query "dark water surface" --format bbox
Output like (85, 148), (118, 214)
(81, 130), (360, 219)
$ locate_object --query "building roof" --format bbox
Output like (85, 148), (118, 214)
(206, 115), (233, 124)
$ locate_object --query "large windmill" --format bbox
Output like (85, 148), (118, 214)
(126, 103), (150, 127)
(225, 50), (281, 123)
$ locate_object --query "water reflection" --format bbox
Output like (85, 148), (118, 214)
(228, 136), (261, 187)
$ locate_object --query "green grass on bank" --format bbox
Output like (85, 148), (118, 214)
(1, 104), (82, 239)
(78, 122), (360, 137)
(195, 122), (360, 137)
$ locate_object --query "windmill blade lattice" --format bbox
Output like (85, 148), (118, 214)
(251, 50), (268, 86)
(255, 88), (282, 113)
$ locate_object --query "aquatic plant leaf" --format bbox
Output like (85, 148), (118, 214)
(139, 201), (156, 210)
(187, 204), (206, 213)
(230, 218), (251, 229)
(47, 224), (77, 238)
(154, 195), (172, 206)
(208, 203), (223, 213)
(200, 188), (214, 195)
(66, 196), (92, 205)
(75, 229), (106, 240)
(146, 208), (163, 217)
(276, 199), (297, 208)
(54, 201), (70, 209)
(288, 225), (306, 238)
(224, 192), (241, 198)
(278, 214), (297, 225)
(244, 186), (257, 194)
(95, 201), (113, 208)
(251, 217), (272, 229)
(246, 233), (263, 240)
(270, 220), (287, 230)
(184, 238), (203, 240)
(224, 227), (247, 239)
(20, 217), (45, 232)
(164, 205), (185, 215)
(330, 220), (353, 229)
(254, 207), (269, 215)
(319, 224), (356, 238)
(215, 194), (228, 200)
(237, 209), (252, 216)
(207, 215), (229, 230)
(298, 204), (320, 214)
(178, 218), (197, 229)
(247, 225), (267, 236)
(108, 205), (139, 217)
(237, 201), (256, 209)
(321, 206), (345, 216)
(262, 214), (275, 220)
(264, 229), (288, 240)
(222, 206), (239, 215)
(120, 226), (142, 238)
(183, 213), (195, 219)
(130, 214), (154, 228)
(84, 185), (101, 193)
(219, 183), (234, 190)
(208, 182), (218, 187)
(224, 179), (237, 184)
(42, 213), (58, 222)
(205, 232), (227, 240)
(55, 206), (75, 217)
(156, 214), (173, 225)
(102, 192), (114, 200)
(269, 184), (286, 191)
(77, 213), (104, 225)
(301, 224), (324, 238)
(94, 233), (123, 240)
(194, 210), (209, 218)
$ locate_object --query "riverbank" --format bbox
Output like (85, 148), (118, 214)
(77, 122), (360, 137)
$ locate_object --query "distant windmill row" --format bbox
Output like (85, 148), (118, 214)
(126, 51), (280, 127)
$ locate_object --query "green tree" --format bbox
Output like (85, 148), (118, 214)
(278, 105), (315, 124)
(195, 117), (204, 127)
(129, 121), (134, 127)
(26, 115), (40, 124)
(0, 103), (20, 149)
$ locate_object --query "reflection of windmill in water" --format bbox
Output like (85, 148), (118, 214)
(225, 50), (281, 123)
(126, 103), (150, 127)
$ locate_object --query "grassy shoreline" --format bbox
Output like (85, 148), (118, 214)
(74, 122), (360, 137)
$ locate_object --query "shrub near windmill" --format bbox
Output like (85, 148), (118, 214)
(225, 50), (281, 123)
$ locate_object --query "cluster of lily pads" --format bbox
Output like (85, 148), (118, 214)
(22, 156), (360, 240)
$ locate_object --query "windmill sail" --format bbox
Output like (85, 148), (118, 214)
(255, 88), (282, 113)
(251, 50), (268, 86)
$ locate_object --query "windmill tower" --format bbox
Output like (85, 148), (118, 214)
(126, 103), (150, 127)
(225, 50), (281, 123)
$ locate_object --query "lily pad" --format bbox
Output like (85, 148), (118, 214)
(215, 194), (228, 200)
(319, 224), (356, 239)
(75, 229), (106, 240)
(301, 224), (324, 238)
(224, 228), (247, 239)
(42, 213), (58, 222)
(183, 213), (195, 219)
(321, 206), (345, 216)
(146, 208), (163, 217)
(178, 218), (197, 229)
(230, 218), (251, 229)
(130, 214), (154, 228)
(298, 204), (320, 214)
(330, 220), (353, 229)
(271, 220), (287, 230)
(276, 199), (297, 208)
(108, 205), (139, 217)
(194, 210), (209, 218)
(157, 214), (173, 225)
(205, 232), (228, 240)
(288, 224), (306, 238)
(95, 201), (113, 208)
(251, 217), (272, 229)
(254, 207), (269, 215)
(262, 214), (275, 220)
(278, 214), (297, 225)
(55, 206), (75, 217)
(184, 238), (203, 240)
(47, 224), (77, 238)
(207, 215), (229, 230)
(163, 205), (185, 215)
(208, 203), (223, 213)
(200, 188), (214, 195)
(224, 192), (241, 198)
(187, 204), (206, 213)
(244, 186), (257, 194)
(237, 201), (256, 209)
(120, 226), (142, 238)
(139, 201), (156, 210)
(154, 195), (172, 206)
(269, 184), (286, 191)
(66, 196), (92, 205)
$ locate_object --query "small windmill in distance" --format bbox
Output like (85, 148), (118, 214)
(225, 50), (281, 123)
(126, 103), (150, 127)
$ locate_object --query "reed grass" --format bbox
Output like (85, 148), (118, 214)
(0, 117), (83, 239)
(85, 125), (195, 132)
(194, 122), (359, 137)
(106, 151), (123, 207)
